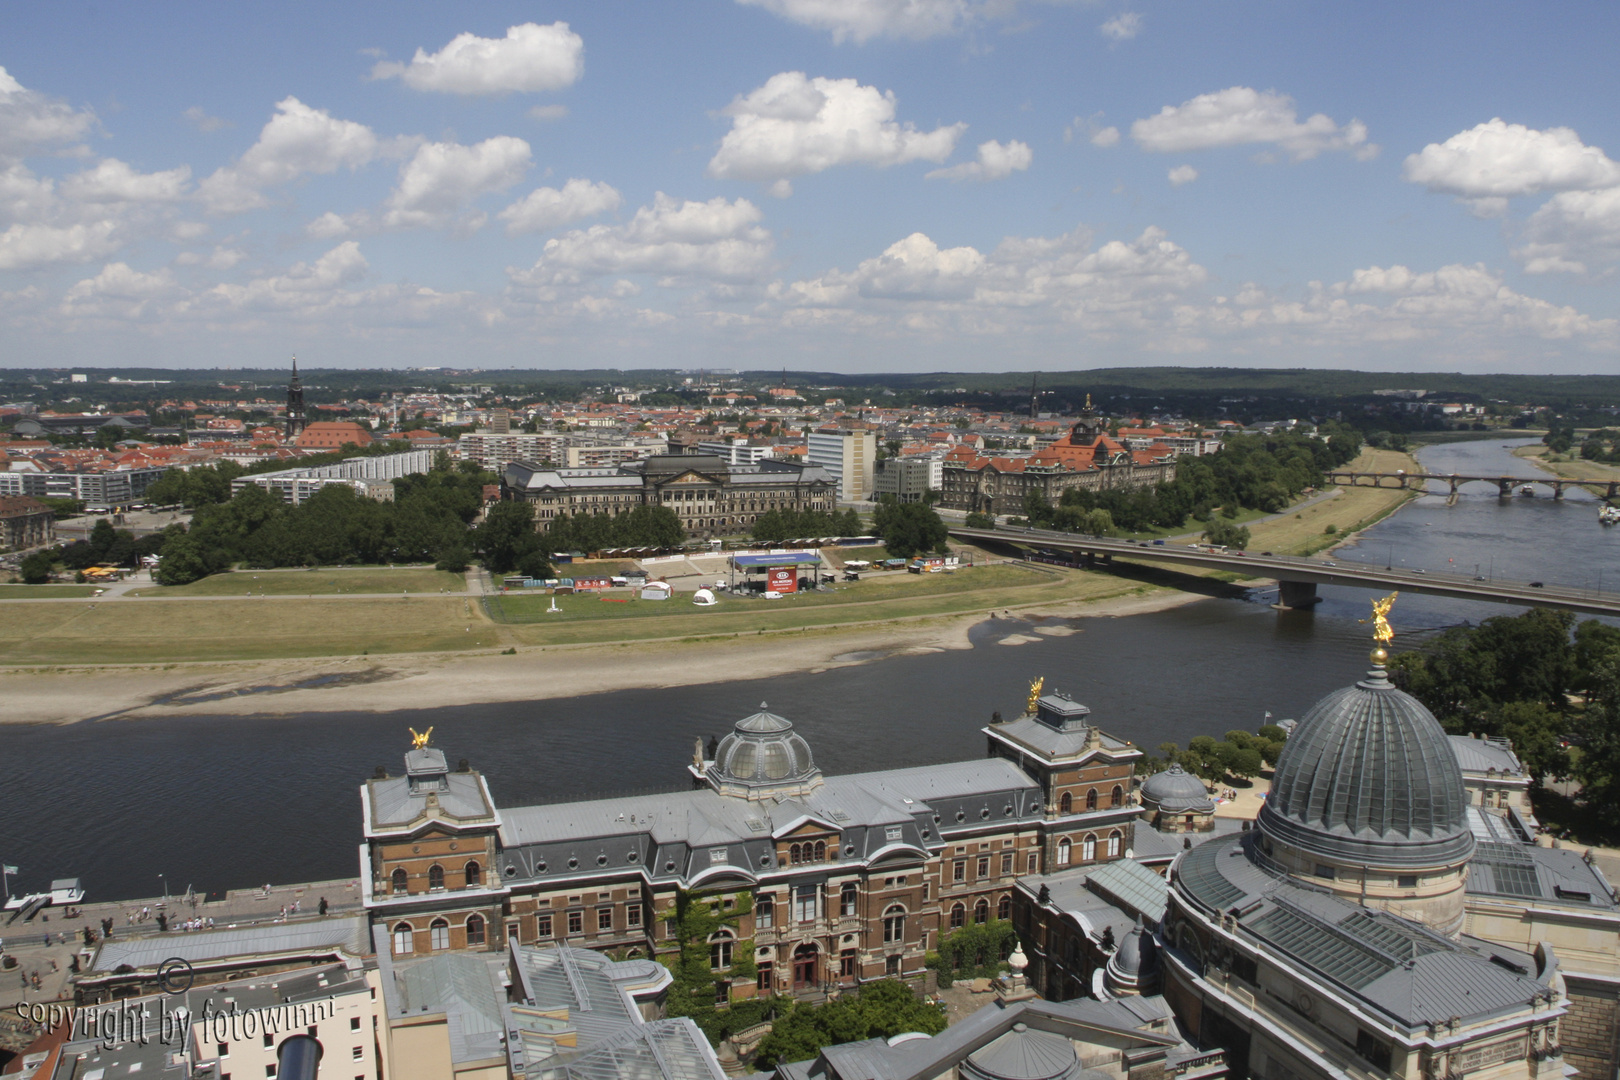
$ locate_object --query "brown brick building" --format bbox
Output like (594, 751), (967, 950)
(0, 495), (54, 551)
(361, 693), (1142, 998)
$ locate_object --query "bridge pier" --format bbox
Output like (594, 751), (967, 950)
(1498, 479), (1513, 498)
(1553, 482), (1566, 500)
(1449, 477), (1460, 496)
(1275, 580), (1321, 609)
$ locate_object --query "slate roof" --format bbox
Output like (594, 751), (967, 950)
(496, 758), (1047, 889)
(1172, 834), (1552, 1029)
(91, 916), (369, 971)
(1127, 820), (1243, 866)
(1449, 735), (1527, 776)
(1467, 840), (1618, 908)
(770, 996), (1181, 1080)
(365, 750), (499, 833)
(386, 950), (509, 1066)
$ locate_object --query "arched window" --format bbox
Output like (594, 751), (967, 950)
(1107, 831), (1121, 858)
(466, 914), (486, 947)
(709, 930), (735, 970)
(1085, 788), (1098, 812)
(391, 868), (408, 894)
(841, 882), (859, 917)
(392, 923), (414, 955)
(789, 843), (802, 865)
(1059, 791), (1072, 814)
(1111, 785), (1124, 808)
(883, 905), (906, 943)
(1057, 838), (1072, 866)
(1082, 834), (1097, 861)
(997, 894), (1011, 920)
(464, 861), (481, 888)
(428, 864), (445, 891)
(974, 899), (989, 924)
(429, 918), (449, 951)
(814, 840), (827, 861)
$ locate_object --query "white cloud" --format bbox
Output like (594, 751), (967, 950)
(1099, 12), (1142, 41)
(1167, 165), (1198, 187)
(707, 72), (965, 195)
(736, 0), (972, 43)
(175, 245), (247, 269)
(518, 193), (773, 284)
(61, 262), (180, 318)
(770, 224), (1208, 327)
(306, 211), (352, 240)
(0, 220), (120, 270)
(382, 136), (531, 230)
(926, 139), (1032, 182)
(371, 23), (583, 95)
(528, 104), (569, 123)
(1402, 118), (1620, 199)
(1517, 186), (1620, 274)
(202, 241), (370, 311)
(61, 159), (190, 203)
(0, 65), (97, 165)
(1064, 116), (1120, 148)
(499, 178), (622, 235)
(1090, 126), (1120, 148)
(182, 106), (231, 133)
(1131, 86), (1376, 161)
(197, 97), (402, 215)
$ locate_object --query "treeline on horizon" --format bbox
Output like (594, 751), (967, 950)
(5, 365), (1619, 410)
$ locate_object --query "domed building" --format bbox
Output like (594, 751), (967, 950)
(1159, 641), (1578, 1080)
(1255, 658), (1474, 935)
(1138, 763), (1215, 833)
(704, 704), (825, 800)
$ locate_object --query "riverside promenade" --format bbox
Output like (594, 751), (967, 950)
(0, 877), (362, 1023)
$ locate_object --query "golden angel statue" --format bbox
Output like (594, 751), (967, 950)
(1026, 677), (1045, 714)
(409, 726), (434, 750)
(1366, 592), (1398, 645)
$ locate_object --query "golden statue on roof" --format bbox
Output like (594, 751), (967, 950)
(1363, 593), (1398, 664)
(409, 726), (434, 750)
(1026, 676), (1044, 714)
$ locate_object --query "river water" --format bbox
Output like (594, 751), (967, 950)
(2, 438), (1614, 902)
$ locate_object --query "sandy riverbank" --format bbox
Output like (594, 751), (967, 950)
(0, 586), (1211, 726)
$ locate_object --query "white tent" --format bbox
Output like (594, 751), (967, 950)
(692, 588), (717, 606)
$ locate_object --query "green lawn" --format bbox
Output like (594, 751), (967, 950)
(154, 567), (467, 596)
(0, 584), (102, 598)
(497, 564), (1146, 648)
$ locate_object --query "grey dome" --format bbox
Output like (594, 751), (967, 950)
(1257, 664), (1473, 869)
(707, 704), (823, 800)
(1140, 763), (1213, 813)
(1104, 918), (1158, 994)
(963, 1026), (1085, 1080)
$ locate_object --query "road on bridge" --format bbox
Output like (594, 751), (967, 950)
(947, 525), (1620, 617)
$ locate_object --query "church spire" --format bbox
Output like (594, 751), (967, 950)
(284, 355), (307, 441)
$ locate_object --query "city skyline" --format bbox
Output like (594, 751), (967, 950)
(2, 1), (1618, 372)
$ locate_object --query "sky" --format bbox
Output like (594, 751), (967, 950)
(3, 0), (1620, 374)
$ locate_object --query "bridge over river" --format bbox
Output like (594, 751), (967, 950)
(1325, 470), (1619, 502)
(947, 525), (1620, 617)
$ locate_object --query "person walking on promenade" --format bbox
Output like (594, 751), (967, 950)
(318, 897), (328, 916)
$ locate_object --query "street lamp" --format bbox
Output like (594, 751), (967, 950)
(159, 874), (167, 904)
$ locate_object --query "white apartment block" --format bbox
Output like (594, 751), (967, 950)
(806, 428), (876, 502)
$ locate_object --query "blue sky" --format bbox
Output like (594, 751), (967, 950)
(3, 0), (1619, 373)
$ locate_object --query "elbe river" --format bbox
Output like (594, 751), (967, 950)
(3, 438), (1615, 902)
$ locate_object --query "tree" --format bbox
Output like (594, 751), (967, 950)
(1201, 517), (1250, 550)
(965, 511), (995, 529)
(872, 499), (947, 558)
(19, 550), (54, 584)
(154, 532), (215, 585)
(475, 501), (540, 573)
(753, 980), (945, 1070)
